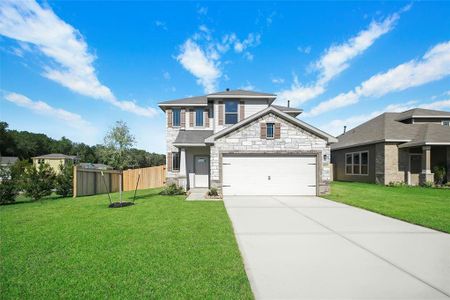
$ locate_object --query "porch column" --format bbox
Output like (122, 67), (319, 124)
(447, 146), (450, 182)
(179, 148), (187, 190)
(420, 146), (434, 184)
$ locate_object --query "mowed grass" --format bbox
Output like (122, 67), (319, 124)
(0, 189), (253, 299)
(324, 181), (450, 233)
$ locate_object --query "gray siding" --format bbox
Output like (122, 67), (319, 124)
(332, 144), (377, 183)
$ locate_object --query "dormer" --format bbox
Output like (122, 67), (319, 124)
(395, 108), (450, 126)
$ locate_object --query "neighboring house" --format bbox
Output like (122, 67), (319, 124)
(32, 153), (78, 174)
(158, 89), (337, 196)
(0, 156), (18, 169)
(331, 108), (450, 185)
(78, 163), (113, 170)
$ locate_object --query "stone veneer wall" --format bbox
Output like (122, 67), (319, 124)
(384, 143), (408, 184)
(210, 113), (331, 194)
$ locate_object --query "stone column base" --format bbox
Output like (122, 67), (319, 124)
(419, 173), (434, 185)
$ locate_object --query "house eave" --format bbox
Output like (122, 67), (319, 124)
(172, 143), (207, 147)
(398, 141), (450, 148)
(206, 95), (276, 99)
(331, 139), (411, 151)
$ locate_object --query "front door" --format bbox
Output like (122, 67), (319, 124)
(194, 156), (209, 188)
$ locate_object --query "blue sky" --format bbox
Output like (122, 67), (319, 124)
(1, 1), (449, 153)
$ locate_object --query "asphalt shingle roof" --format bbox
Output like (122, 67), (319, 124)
(395, 108), (450, 121)
(174, 130), (214, 145)
(33, 153), (78, 159)
(332, 110), (450, 150)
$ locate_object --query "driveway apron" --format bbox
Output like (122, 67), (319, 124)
(224, 196), (450, 299)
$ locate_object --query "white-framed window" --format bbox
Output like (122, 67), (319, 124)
(172, 152), (180, 171)
(266, 123), (274, 139)
(195, 108), (204, 126)
(172, 108), (181, 127)
(225, 100), (238, 124)
(345, 151), (369, 175)
(442, 120), (450, 127)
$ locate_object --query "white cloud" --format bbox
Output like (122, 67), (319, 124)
(155, 20), (167, 30)
(297, 46), (311, 54)
(240, 81), (255, 91)
(0, 0), (157, 117)
(197, 6), (208, 15)
(278, 12), (400, 106)
(176, 39), (221, 93)
(272, 77), (285, 84)
(163, 71), (171, 80)
(319, 99), (450, 137)
(307, 41), (450, 116)
(4, 92), (94, 131)
(243, 52), (254, 61)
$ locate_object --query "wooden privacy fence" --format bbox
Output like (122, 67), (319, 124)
(123, 165), (166, 191)
(73, 165), (166, 197)
(73, 166), (121, 197)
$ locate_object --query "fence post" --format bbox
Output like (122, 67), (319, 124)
(73, 165), (78, 198)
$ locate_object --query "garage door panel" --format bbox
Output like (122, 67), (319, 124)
(222, 155), (316, 196)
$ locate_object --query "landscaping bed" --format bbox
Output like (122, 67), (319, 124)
(0, 188), (252, 299)
(324, 181), (450, 233)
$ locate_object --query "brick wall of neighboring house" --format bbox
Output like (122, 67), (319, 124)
(166, 110), (181, 184)
(210, 113), (330, 194)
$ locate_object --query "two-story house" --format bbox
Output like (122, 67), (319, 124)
(158, 89), (337, 196)
(331, 108), (450, 185)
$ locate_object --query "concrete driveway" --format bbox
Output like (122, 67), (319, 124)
(224, 196), (450, 299)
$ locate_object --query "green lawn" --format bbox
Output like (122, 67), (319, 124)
(0, 189), (253, 299)
(324, 181), (450, 233)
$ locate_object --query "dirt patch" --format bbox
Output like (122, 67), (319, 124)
(108, 202), (134, 208)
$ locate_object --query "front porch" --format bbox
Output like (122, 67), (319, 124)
(176, 146), (211, 191)
(402, 145), (450, 185)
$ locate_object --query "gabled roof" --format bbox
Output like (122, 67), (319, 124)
(205, 106), (337, 144)
(33, 153), (78, 159)
(158, 89), (276, 110)
(395, 108), (450, 121)
(398, 123), (450, 148)
(332, 109), (450, 150)
(173, 130), (214, 146)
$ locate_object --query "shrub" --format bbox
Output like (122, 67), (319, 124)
(387, 181), (405, 187)
(421, 181), (434, 188)
(23, 163), (56, 201)
(160, 183), (185, 195)
(0, 167), (19, 204)
(208, 187), (219, 197)
(55, 163), (73, 197)
(433, 165), (446, 185)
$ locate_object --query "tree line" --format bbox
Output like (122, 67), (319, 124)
(0, 121), (165, 169)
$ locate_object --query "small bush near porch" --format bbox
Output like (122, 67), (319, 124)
(0, 189), (252, 299)
(324, 182), (450, 233)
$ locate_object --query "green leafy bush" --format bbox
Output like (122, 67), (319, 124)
(0, 167), (19, 204)
(55, 163), (73, 197)
(159, 183), (185, 195)
(433, 165), (446, 185)
(208, 187), (219, 197)
(387, 181), (406, 187)
(23, 163), (56, 201)
(421, 181), (434, 188)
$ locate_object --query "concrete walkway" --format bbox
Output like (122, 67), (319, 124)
(224, 196), (450, 299)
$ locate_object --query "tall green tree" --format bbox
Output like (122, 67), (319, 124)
(23, 164), (56, 201)
(100, 121), (136, 170)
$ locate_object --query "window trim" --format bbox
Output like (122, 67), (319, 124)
(224, 100), (238, 125)
(266, 122), (275, 139)
(345, 151), (369, 176)
(172, 151), (180, 171)
(442, 120), (450, 127)
(172, 108), (181, 127)
(195, 108), (204, 127)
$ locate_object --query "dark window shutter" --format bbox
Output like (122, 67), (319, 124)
(239, 100), (245, 121)
(167, 152), (172, 171)
(189, 109), (194, 127)
(275, 123), (281, 139)
(167, 109), (172, 128)
(260, 123), (267, 139)
(181, 109), (186, 127)
(218, 101), (224, 125)
(204, 109), (209, 127)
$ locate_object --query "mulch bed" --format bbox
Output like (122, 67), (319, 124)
(108, 202), (134, 208)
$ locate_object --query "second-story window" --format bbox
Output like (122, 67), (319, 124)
(266, 123), (274, 139)
(172, 108), (181, 127)
(225, 100), (238, 124)
(195, 108), (203, 126)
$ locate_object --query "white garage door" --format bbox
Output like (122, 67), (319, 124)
(222, 155), (317, 196)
